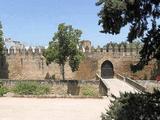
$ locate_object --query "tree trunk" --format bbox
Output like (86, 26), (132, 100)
(61, 64), (65, 80)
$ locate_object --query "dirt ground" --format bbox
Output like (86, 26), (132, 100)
(0, 97), (110, 120)
(0, 79), (138, 120)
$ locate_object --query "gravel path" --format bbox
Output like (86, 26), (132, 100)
(0, 98), (110, 120)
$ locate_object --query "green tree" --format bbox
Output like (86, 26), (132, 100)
(44, 23), (84, 80)
(0, 21), (4, 55)
(96, 0), (160, 70)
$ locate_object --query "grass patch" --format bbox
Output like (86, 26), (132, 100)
(80, 84), (99, 97)
(0, 87), (8, 96)
(0, 80), (8, 96)
(12, 82), (51, 95)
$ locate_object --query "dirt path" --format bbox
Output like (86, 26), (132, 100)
(0, 98), (110, 120)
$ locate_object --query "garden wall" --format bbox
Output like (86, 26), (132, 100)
(1, 79), (100, 96)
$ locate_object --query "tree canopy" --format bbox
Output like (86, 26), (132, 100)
(44, 23), (84, 80)
(96, 0), (160, 70)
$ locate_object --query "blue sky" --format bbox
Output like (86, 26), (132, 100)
(0, 0), (129, 47)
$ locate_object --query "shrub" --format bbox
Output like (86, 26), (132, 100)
(101, 90), (160, 120)
(143, 74), (148, 80)
(13, 82), (37, 95)
(80, 84), (98, 97)
(35, 84), (51, 95)
(51, 75), (55, 80)
(0, 87), (8, 96)
(13, 82), (51, 95)
(0, 80), (3, 87)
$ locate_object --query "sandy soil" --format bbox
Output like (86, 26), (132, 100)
(0, 79), (138, 120)
(0, 98), (110, 120)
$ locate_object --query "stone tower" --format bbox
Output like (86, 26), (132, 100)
(80, 40), (91, 53)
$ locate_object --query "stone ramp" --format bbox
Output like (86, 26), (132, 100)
(102, 78), (138, 97)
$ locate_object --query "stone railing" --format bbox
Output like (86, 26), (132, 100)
(115, 73), (146, 93)
(96, 74), (109, 96)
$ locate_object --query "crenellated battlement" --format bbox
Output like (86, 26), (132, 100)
(79, 42), (142, 57)
(3, 46), (45, 56)
(3, 41), (142, 58)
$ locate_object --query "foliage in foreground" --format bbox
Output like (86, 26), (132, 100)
(13, 82), (51, 95)
(101, 90), (160, 120)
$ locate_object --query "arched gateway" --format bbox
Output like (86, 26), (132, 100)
(101, 60), (114, 79)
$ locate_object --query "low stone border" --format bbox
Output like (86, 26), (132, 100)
(2, 93), (103, 99)
(5, 95), (103, 99)
(0, 79), (100, 87)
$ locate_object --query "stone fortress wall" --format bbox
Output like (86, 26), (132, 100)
(0, 40), (155, 80)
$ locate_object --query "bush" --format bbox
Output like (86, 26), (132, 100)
(143, 74), (148, 80)
(51, 75), (55, 80)
(0, 87), (8, 96)
(13, 82), (51, 95)
(0, 80), (3, 87)
(80, 84), (98, 97)
(35, 84), (51, 95)
(101, 90), (160, 120)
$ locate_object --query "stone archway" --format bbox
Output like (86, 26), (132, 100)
(101, 60), (114, 79)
